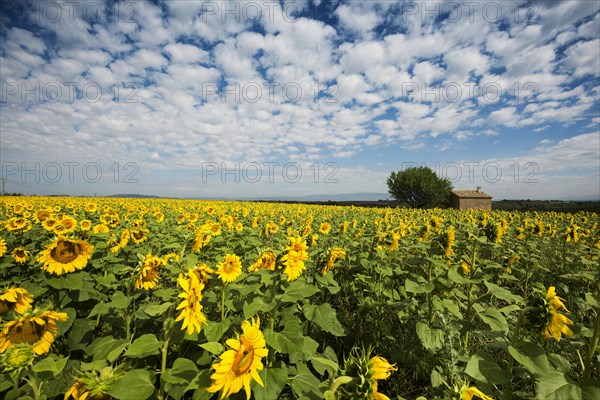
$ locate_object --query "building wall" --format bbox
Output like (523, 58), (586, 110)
(457, 198), (492, 210)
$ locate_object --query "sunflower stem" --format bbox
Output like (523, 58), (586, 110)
(220, 284), (226, 322)
(504, 309), (524, 400)
(583, 309), (600, 384)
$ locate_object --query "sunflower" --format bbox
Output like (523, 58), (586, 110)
(216, 254), (243, 283)
(34, 210), (52, 223)
(338, 347), (397, 399)
(0, 238), (6, 257)
(320, 247), (346, 276)
(319, 222), (331, 234)
(207, 316), (268, 400)
(369, 356), (397, 380)
(459, 383), (493, 400)
(175, 269), (207, 335)
(130, 229), (148, 244)
(79, 220), (92, 231)
(84, 202), (98, 213)
(0, 343), (35, 372)
(441, 226), (455, 257)
(37, 237), (95, 275)
(281, 236), (309, 282)
(55, 215), (78, 234)
(134, 254), (163, 290)
(11, 247), (30, 264)
(524, 286), (574, 341)
(0, 287), (33, 314)
(65, 365), (126, 400)
(0, 310), (68, 355)
(191, 263), (216, 285)
(248, 251), (276, 272)
(5, 217), (30, 232)
(92, 224), (110, 234)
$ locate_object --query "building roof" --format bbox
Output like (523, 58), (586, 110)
(451, 190), (492, 199)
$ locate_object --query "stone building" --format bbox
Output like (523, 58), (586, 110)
(450, 189), (492, 210)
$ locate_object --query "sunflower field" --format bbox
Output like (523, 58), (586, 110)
(0, 196), (598, 400)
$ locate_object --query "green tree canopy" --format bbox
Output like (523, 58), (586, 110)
(387, 167), (453, 208)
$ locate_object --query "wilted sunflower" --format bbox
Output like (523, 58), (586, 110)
(37, 237), (94, 275)
(216, 254), (243, 283)
(248, 251), (276, 272)
(0, 287), (33, 314)
(207, 316), (268, 400)
(175, 269), (207, 335)
(134, 254), (163, 290)
(281, 236), (309, 282)
(0, 309), (68, 355)
(11, 247), (30, 264)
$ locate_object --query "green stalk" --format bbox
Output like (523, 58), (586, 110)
(583, 310), (600, 384)
(463, 240), (478, 350)
(158, 307), (175, 400)
(505, 309), (525, 400)
(25, 366), (42, 400)
(221, 283), (227, 322)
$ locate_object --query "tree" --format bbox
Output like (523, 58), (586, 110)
(387, 166), (453, 208)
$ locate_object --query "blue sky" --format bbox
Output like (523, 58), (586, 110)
(1, 0), (599, 200)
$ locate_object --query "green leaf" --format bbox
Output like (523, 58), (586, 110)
(107, 369), (155, 400)
(243, 297), (276, 319)
(32, 356), (68, 376)
(281, 279), (320, 302)
(291, 362), (323, 399)
(536, 371), (581, 400)
(465, 353), (511, 384)
(448, 266), (480, 284)
(405, 279), (434, 294)
(145, 302), (172, 317)
(474, 305), (508, 333)
(85, 336), (128, 361)
(311, 357), (338, 377)
(430, 369), (444, 388)
(204, 319), (231, 342)
(415, 321), (444, 352)
(125, 334), (162, 358)
(508, 342), (550, 376)
(484, 281), (523, 303)
(302, 303), (345, 336)
(252, 365), (288, 400)
(199, 342), (224, 355)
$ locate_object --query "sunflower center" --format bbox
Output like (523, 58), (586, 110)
(133, 231), (144, 240)
(232, 343), (254, 376)
(50, 240), (81, 264)
(15, 249), (26, 257)
(223, 262), (235, 273)
(8, 320), (44, 345)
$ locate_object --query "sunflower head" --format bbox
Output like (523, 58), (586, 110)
(338, 347), (377, 399)
(207, 316), (268, 400)
(0, 309), (68, 355)
(1, 343), (35, 372)
(65, 365), (126, 400)
(0, 287), (34, 315)
(216, 254), (243, 283)
(248, 251), (276, 272)
(523, 286), (574, 341)
(37, 236), (95, 275)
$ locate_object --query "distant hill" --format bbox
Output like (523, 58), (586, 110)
(241, 192), (390, 202)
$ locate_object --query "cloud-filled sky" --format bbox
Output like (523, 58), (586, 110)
(0, 0), (599, 200)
